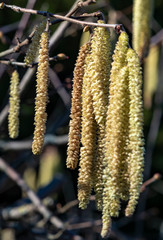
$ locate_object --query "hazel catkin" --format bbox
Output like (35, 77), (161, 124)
(78, 53), (97, 209)
(8, 70), (20, 139)
(24, 20), (46, 65)
(132, 0), (152, 59)
(67, 42), (91, 169)
(89, 20), (112, 210)
(32, 31), (49, 155)
(125, 48), (144, 216)
(103, 31), (129, 219)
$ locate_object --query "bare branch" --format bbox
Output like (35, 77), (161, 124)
(0, 134), (68, 151)
(0, 157), (64, 229)
(0, 55), (68, 68)
(140, 173), (162, 192)
(1, 2), (121, 29)
(0, 29), (35, 58)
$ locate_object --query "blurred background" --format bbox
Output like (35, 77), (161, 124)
(0, 0), (163, 239)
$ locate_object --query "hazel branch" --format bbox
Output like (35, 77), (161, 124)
(0, 54), (68, 68)
(0, 29), (35, 58)
(140, 173), (162, 192)
(1, 2), (121, 30)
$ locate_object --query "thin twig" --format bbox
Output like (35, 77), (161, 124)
(0, 55), (68, 68)
(2, 197), (53, 219)
(0, 157), (64, 229)
(0, 29), (35, 58)
(57, 196), (95, 214)
(0, 134), (68, 151)
(2, 3), (121, 29)
(140, 173), (162, 192)
(49, 68), (71, 108)
(12, 0), (37, 44)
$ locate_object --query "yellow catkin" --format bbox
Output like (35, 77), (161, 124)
(78, 53), (97, 209)
(101, 202), (112, 239)
(89, 20), (111, 210)
(32, 31), (49, 155)
(132, 0), (152, 59)
(67, 42), (91, 169)
(144, 45), (160, 109)
(8, 70), (20, 139)
(103, 32), (129, 220)
(24, 20), (46, 65)
(125, 48), (144, 216)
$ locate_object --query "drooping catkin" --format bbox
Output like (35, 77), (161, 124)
(32, 31), (49, 155)
(67, 42), (91, 169)
(125, 48), (144, 217)
(89, 20), (112, 210)
(144, 45), (160, 109)
(78, 53), (97, 209)
(24, 20), (46, 65)
(90, 20), (111, 126)
(132, 0), (152, 59)
(8, 70), (20, 139)
(103, 32), (129, 221)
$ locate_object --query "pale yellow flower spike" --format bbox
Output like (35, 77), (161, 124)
(103, 32), (129, 221)
(78, 53), (97, 209)
(89, 20), (111, 210)
(132, 0), (152, 59)
(32, 31), (49, 155)
(90, 20), (111, 126)
(67, 42), (91, 169)
(24, 20), (46, 65)
(8, 70), (20, 139)
(125, 48), (144, 217)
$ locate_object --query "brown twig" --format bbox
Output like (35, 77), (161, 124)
(1, 2), (121, 29)
(0, 29), (35, 58)
(0, 157), (64, 229)
(57, 196), (95, 214)
(140, 173), (162, 192)
(0, 55), (68, 68)
(12, 0), (37, 44)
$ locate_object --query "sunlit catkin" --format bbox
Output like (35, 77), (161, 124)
(24, 20), (46, 65)
(32, 31), (49, 155)
(125, 48), (144, 216)
(78, 53), (97, 209)
(103, 32), (129, 219)
(67, 42), (90, 169)
(89, 20), (111, 210)
(132, 0), (152, 59)
(8, 70), (20, 139)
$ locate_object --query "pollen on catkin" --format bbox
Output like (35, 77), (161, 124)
(103, 31), (129, 219)
(90, 20), (111, 126)
(24, 20), (46, 65)
(132, 0), (152, 59)
(8, 70), (20, 139)
(78, 53), (97, 209)
(89, 20), (112, 210)
(32, 31), (49, 155)
(67, 42), (91, 169)
(125, 48), (144, 217)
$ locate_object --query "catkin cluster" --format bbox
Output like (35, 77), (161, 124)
(32, 31), (49, 155)
(67, 24), (144, 238)
(8, 70), (20, 139)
